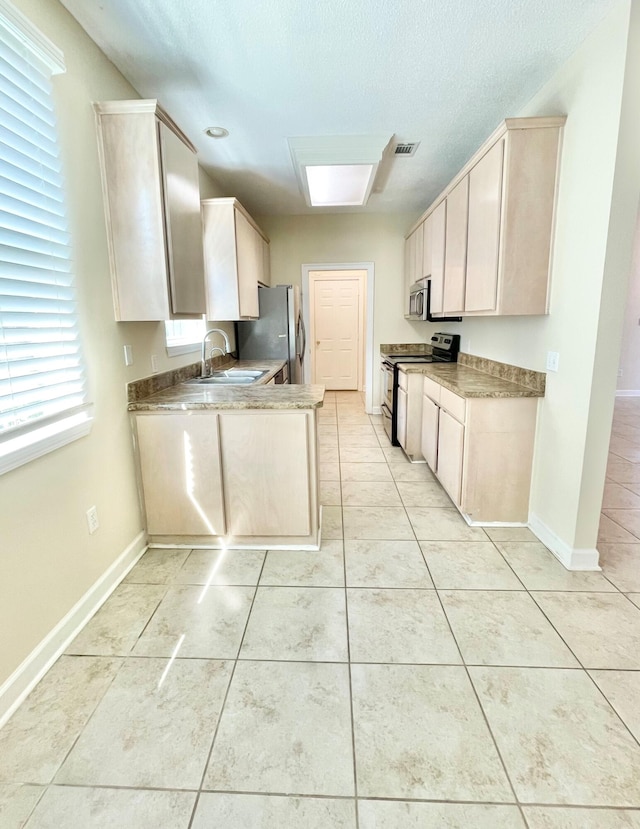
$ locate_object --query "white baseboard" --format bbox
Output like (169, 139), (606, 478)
(0, 531), (147, 728)
(616, 390), (640, 397)
(370, 405), (382, 415)
(529, 514), (601, 570)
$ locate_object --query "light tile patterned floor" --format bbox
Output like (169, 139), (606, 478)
(2, 391), (640, 827)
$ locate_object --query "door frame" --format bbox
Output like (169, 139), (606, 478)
(301, 262), (375, 413)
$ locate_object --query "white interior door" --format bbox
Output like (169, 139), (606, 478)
(311, 274), (363, 390)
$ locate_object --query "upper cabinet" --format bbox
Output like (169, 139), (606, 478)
(94, 100), (205, 321)
(405, 116), (565, 318)
(202, 198), (270, 321)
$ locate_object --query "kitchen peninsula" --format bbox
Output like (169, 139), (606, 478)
(128, 360), (324, 549)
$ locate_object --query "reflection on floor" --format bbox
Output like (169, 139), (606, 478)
(2, 391), (640, 827)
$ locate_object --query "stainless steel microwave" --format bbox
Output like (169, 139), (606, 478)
(408, 281), (428, 320)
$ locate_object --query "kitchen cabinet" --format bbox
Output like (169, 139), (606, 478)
(133, 406), (319, 546)
(94, 99), (205, 321)
(420, 392), (439, 470)
(396, 386), (408, 450)
(437, 408), (464, 503)
(429, 201), (446, 315)
(201, 197), (270, 321)
(465, 139), (504, 312)
(136, 413), (225, 536)
(219, 411), (311, 536)
(407, 116), (565, 318)
(421, 375), (538, 522)
(397, 369), (425, 462)
(403, 224), (424, 315)
(443, 176), (468, 315)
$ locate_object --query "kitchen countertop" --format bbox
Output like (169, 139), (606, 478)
(397, 362), (544, 398)
(128, 359), (326, 411)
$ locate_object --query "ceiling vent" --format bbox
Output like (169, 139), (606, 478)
(394, 142), (420, 156)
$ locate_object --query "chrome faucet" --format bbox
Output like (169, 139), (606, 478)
(201, 328), (231, 378)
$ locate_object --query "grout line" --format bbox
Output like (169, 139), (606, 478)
(409, 496), (526, 821)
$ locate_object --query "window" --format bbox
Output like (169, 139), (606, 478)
(0, 1), (91, 475)
(164, 318), (206, 356)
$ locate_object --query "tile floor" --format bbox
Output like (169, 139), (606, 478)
(600, 396), (640, 594)
(2, 391), (640, 827)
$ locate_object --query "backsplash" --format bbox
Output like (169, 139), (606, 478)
(379, 343), (433, 355)
(127, 353), (235, 402)
(458, 353), (546, 393)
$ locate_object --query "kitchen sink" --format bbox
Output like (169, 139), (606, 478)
(187, 376), (257, 385)
(186, 368), (269, 386)
(220, 369), (265, 378)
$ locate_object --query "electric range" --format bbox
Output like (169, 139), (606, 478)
(380, 333), (460, 446)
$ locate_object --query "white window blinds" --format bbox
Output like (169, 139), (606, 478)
(0, 5), (89, 443)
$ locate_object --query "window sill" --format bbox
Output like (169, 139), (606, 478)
(166, 343), (201, 358)
(0, 409), (94, 476)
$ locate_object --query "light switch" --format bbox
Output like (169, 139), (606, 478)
(546, 351), (560, 372)
(123, 345), (133, 366)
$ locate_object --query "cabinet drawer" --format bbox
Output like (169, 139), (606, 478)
(398, 370), (408, 391)
(423, 376), (441, 404)
(440, 387), (466, 423)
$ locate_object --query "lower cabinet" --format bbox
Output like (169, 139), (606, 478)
(437, 409), (465, 504)
(136, 413), (226, 536)
(397, 369), (426, 462)
(218, 411), (312, 537)
(421, 376), (538, 523)
(396, 386), (408, 450)
(134, 408), (319, 544)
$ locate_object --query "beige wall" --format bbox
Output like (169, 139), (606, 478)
(616, 217), (640, 393)
(0, 0), (227, 687)
(257, 212), (443, 403)
(453, 0), (634, 557)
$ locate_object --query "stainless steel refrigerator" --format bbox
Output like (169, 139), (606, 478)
(235, 285), (306, 383)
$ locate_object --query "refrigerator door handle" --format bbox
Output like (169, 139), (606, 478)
(298, 317), (306, 359)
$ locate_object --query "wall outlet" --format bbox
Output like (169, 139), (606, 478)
(123, 345), (133, 366)
(546, 351), (560, 372)
(86, 506), (99, 535)
(618, 369), (624, 378)
(151, 354), (159, 373)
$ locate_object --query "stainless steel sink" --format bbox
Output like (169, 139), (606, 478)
(221, 370), (265, 378)
(186, 367), (269, 386)
(186, 376), (257, 385)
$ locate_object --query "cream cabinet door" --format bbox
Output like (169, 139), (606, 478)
(235, 210), (260, 318)
(437, 409), (464, 505)
(465, 140), (504, 312)
(219, 412), (311, 536)
(422, 214), (432, 280)
(397, 386), (408, 449)
(136, 414), (226, 536)
(430, 201), (446, 315)
(261, 235), (271, 286)
(159, 122), (206, 316)
(443, 176), (469, 315)
(421, 394), (439, 471)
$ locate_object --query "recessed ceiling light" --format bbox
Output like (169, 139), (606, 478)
(204, 126), (229, 139)
(305, 164), (375, 207)
(288, 135), (393, 207)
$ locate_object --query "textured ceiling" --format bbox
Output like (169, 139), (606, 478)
(60, 0), (619, 216)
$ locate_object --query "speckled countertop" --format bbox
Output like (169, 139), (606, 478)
(128, 360), (325, 411)
(397, 362), (544, 398)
